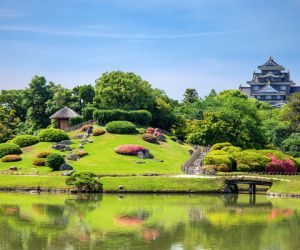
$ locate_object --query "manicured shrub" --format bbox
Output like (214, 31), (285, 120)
(211, 142), (233, 151)
(38, 128), (69, 142)
(94, 109), (129, 125)
(82, 107), (96, 120)
(0, 143), (22, 158)
(146, 127), (155, 134)
(221, 146), (242, 154)
(46, 153), (65, 171)
(81, 125), (93, 132)
(76, 150), (88, 158)
(1, 154), (22, 162)
(203, 153), (233, 169)
(265, 154), (297, 173)
(36, 151), (52, 158)
(233, 150), (270, 172)
(93, 128), (106, 136)
(70, 116), (84, 126)
(65, 172), (102, 191)
(128, 110), (152, 125)
(12, 135), (39, 147)
(106, 121), (137, 134)
(216, 164), (230, 172)
(33, 159), (46, 166)
(115, 144), (146, 155)
(294, 158), (300, 171)
(237, 164), (251, 172)
(201, 165), (216, 175)
(142, 133), (158, 144)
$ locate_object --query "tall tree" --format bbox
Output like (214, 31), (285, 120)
(0, 106), (19, 142)
(26, 76), (52, 129)
(73, 84), (95, 108)
(281, 93), (300, 131)
(183, 88), (199, 103)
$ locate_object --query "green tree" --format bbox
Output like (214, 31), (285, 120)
(183, 88), (200, 103)
(25, 76), (52, 129)
(281, 133), (300, 157)
(73, 84), (95, 108)
(94, 71), (154, 110)
(0, 106), (19, 142)
(281, 93), (300, 131)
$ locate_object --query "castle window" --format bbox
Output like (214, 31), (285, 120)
(253, 86), (259, 91)
(280, 86), (287, 91)
(256, 95), (261, 100)
(266, 95), (272, 100)
(276, 95), (281, 100)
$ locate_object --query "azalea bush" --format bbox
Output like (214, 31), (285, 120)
(93, 128), (106, 136)
(36, 151), (52, 158)
(142, 133), (158, 144)
(1, 154), (22, 162)
(32, 159), (46, 166)
(146, 127), (155, 134)
(115, 144), (146, 155)
(81, 125), (93, 132)
(76, 150), (89, 158)
(266, 154), (297, 173)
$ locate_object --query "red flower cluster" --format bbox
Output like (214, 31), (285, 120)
(115, 144), (146, 155)
(266, 154), (297, 173)
(146, 127), (155, 134)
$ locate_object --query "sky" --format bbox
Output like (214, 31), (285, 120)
(0, 0), (300, 100)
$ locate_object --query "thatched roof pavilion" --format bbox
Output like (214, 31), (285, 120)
(50, 107), (81, 130)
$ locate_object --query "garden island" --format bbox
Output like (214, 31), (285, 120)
(0, 67), (299, 196)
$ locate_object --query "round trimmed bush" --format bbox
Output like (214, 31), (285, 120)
(106, 121), (136, 134)
(33, 159), (46, 166)
(12, 135), (39, 147)
(1, 154), (22, 162)
(36, 151), (52, 158)
(234, 150), (270, 172)
(146, 127), (155, 134)
(142, 133), (158, 144)
(38, 128), (69, 142)
(93, 128), (106, 136)
(0, 143), (22, 158)
(216, 164), (230, 172)
(115, 145), (146, 155)
(201, 165), (217, 175)
(46, 153), (65, 171)
(237, 164), (251, 172)
(211, 142), (233, 151)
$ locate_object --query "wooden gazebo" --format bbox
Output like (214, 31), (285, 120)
(50, 107), (81, 130)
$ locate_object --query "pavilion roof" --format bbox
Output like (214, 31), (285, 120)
(49, 107), (81, 119)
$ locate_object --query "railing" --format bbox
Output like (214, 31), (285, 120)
(181, 146), (210, 174)
(66, 119), (97, 132)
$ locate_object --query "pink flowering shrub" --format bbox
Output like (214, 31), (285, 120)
(146, 128), (155, 134)
(265, 154), (297, 173)
(154, 131), (162, 137)
(115, 144), (146, 155)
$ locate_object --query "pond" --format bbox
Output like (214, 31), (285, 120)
(0, 193), (299, 250)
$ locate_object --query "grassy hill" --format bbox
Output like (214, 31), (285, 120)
(0, 126), (192, 175)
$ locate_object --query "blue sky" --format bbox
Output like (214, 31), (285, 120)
(0, 0), (300, 100)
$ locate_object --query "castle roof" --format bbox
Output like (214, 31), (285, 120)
(258, 56), (285, 71)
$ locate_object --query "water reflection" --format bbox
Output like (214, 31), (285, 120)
(0, 193), (298, 250)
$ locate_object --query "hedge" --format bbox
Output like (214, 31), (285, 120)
(94, 109), (152, 125)
(106, 121), (137, 134)
(70, 116), (84, 126)
(38, 128), (69, 142)
(82, 107), (97, 121)
(233, 150), (270, 172)
(0, 143), (22, 158)
(12, 135), (39, 148)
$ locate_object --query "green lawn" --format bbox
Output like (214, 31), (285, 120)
(0, 127), (192, 175)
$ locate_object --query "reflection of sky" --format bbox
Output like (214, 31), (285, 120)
(0, 1), (300, 99)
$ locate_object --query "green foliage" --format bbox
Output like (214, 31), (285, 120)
(73, 84), (95, 108)
(211, 142), (233, 151)
(281, 133), (300, 157)
(65, 172), (102, 191)
(183, 88), (200, 103)
(38, 128), (69, 142)
(281, 93), (300, 130)
(36, 151), (52, 158)
(233, 150), (270, 172)
(82, 107), (96, 120)
(94, 71), (154, 110)
(12, 135), (39, 147)
(0, 143), (22, 158)
(237, 164), (251, 172)
(46, 153), (65, 171)
(1, 154), (22, 162)
(106, 121), (137, 134)
(221, 146), (242, 154)
(94, 109), (151, 125)
(203, 150), (234, 169)
(70, 116), (84, 126)
(218, 90), (248, 99)
(0, 106), (19, 143)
